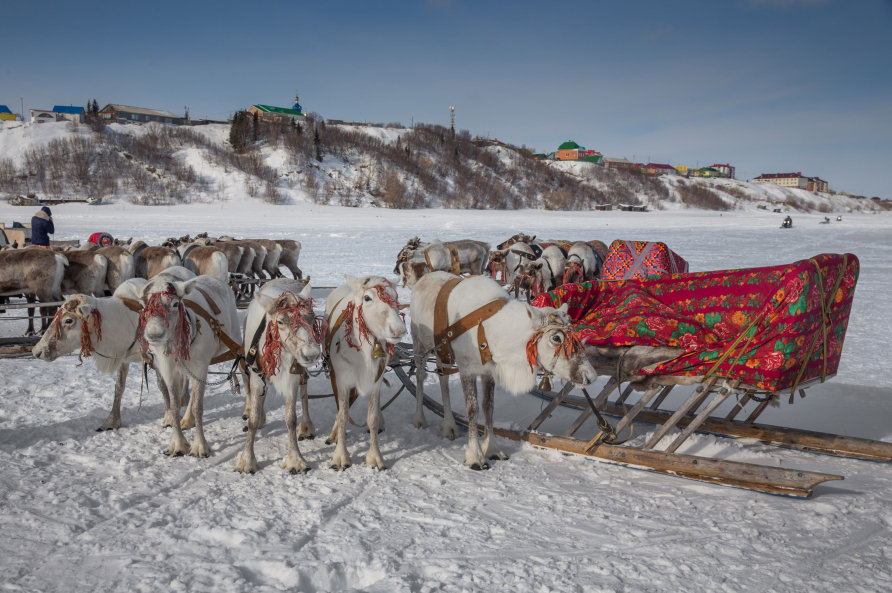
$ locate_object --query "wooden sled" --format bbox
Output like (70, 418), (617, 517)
(391, 346), (843, 498)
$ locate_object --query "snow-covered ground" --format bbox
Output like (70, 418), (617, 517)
(1, 203), (891, 592)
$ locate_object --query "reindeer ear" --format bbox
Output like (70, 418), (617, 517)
(174, 279), (199, 298)
(297, 283), (313, 300)
(557, 303), (569, 314)
(76, 303), (94, 319)
(530, 235), (536, 242)
(344, 274), (363, 294)
(256, 291), (278, 315)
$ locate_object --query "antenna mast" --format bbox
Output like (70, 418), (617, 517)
(449, 106), (455, 132)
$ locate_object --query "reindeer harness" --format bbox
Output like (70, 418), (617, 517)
(424, 243), (462, 276)
(433, 277), (506, 375)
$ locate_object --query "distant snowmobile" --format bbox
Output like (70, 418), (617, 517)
(781, 216), (793, 229)
(837, 215), (843, 221)
(820, 217), (830, 224)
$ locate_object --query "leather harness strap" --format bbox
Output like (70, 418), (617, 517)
(433, 277), (506, 373)
(182, 297), (241, 365)
(194, 286), (221, 314)
(423, 243), (462, 276)
(324, 299), (385, 410)
(181, 244), (198, 262)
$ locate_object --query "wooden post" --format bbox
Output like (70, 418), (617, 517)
(586, 384), (662, 451)
(528, 381), (574, 431)
(615, 383), (634, 406)
(648, 384), (674, 410)
(562, 378), (617, 438)
(642, 377), (719, 450)
(745, 398), (771, 424)
(724, 391), (752, 421)
(664, 381), (738, 454)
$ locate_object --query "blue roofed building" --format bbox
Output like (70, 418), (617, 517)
(52, 106), (85, 123)
(0, 105), (16, 122)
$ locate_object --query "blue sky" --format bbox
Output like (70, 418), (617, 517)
(2, 0), (890, 196)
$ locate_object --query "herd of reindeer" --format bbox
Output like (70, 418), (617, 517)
(2, 232), (623, 474)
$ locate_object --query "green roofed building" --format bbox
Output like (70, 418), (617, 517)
(248, 104), (306, 122)
(558, 141), (581, 151)
(691, 167), (720, 178)
(557, 140), (586, 161)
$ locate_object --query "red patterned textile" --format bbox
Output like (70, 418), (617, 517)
(601, 240), (688, 281)
(531, 254), (858, 392)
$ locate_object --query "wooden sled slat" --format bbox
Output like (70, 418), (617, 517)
(393, 365), (842, 497)
(531, 386), (892, 462)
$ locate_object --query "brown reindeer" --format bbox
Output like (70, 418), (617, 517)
(177, 243), (229, 282)
(0, 248), (67, 334)
(274, 239), (302, 279)
(130, 242), (181, 279)
(253, 239), (283, 279)
(60, 250), (108, 297)
(96, 246), (136, 293)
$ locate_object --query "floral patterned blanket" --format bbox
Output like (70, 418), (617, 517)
(531, 253), (858, 392)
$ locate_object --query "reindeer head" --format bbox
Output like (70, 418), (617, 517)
(113, 237), (133, 246)
(393, 247), (413, 275)
(137, 279), (196, 361)
(33, 295), (101, 362)
(516, 262), (546, 296)
(256, 283), (323, 372)
(399, 261), (429, 289)
(527, 304), (596, 387)
(344, 275), (406, 348)
(563, 256), (586, 285)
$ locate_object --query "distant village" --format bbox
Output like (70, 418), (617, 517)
(0, 102), (884, 203)
(529, 140), (839, 195)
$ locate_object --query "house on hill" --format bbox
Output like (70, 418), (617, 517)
(643, 163), (677, 176)
(249, 104), (306, 123)
(0, 106), (16, 121)
(602, 157), (636, 169)
(557, 141), (585, 160)
(691, 167), (720, 178)
(710, 163), (735, 179)
(29, 106), (85, 124)
(752, 172), (808, 189)
(98, 104), (184, 125)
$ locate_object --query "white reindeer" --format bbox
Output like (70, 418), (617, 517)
(32, 268), (197, 432)
(562, 241), (601, 284)
(137, 274), (240, 457)
(324, 275), (407, 470)
(411, 273), (597, 470)
(234, 279), (324, 474)
(516, 245), (567, 299)
(486, 242), (536, 287)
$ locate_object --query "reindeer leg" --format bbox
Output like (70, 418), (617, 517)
(188, 375), (210, 458)
(234, 373), (264, 474)
(24, 296), (36, 336)
(298, 382), (315, 440)
(158, 374), (174, 428)
(365, 386), (386, 470)
(164, 374), (189, 457)
(440, 372), (460, 440)
(412, 350), (427, 429)
(461, 374), (487, 470)
(480, 374), (508, 461)
(282, 382), (311, 474)
(329, 384), (352, 470)
(180, 376), (196, 430)
(97, 364), (128, 431)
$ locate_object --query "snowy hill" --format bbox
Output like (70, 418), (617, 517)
(0, 118), (882, 213)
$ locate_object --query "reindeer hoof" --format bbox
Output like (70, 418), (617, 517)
(242, 425), (248, 433)
(330, 463), (351, 471)
(242, 413), (249, 421)
(367, 428), (385, 435)
(288, 467), (311, 475)
(489, 454), (509, 461)
(298, 434), (315, 441)
(469, 462), (490, 471)
(325, 438), (334, 445)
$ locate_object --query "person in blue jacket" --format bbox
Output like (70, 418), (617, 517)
(30, 206), (54, 249)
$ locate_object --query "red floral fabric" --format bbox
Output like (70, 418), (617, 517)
(601, 240), (689, 281)
(531, 253), (858, 392)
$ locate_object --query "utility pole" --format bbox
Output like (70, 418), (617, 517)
(21, 98), (23, 122)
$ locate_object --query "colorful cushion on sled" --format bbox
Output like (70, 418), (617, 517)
(601, 240), (688, 281)
(531, 253), (858, 392)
